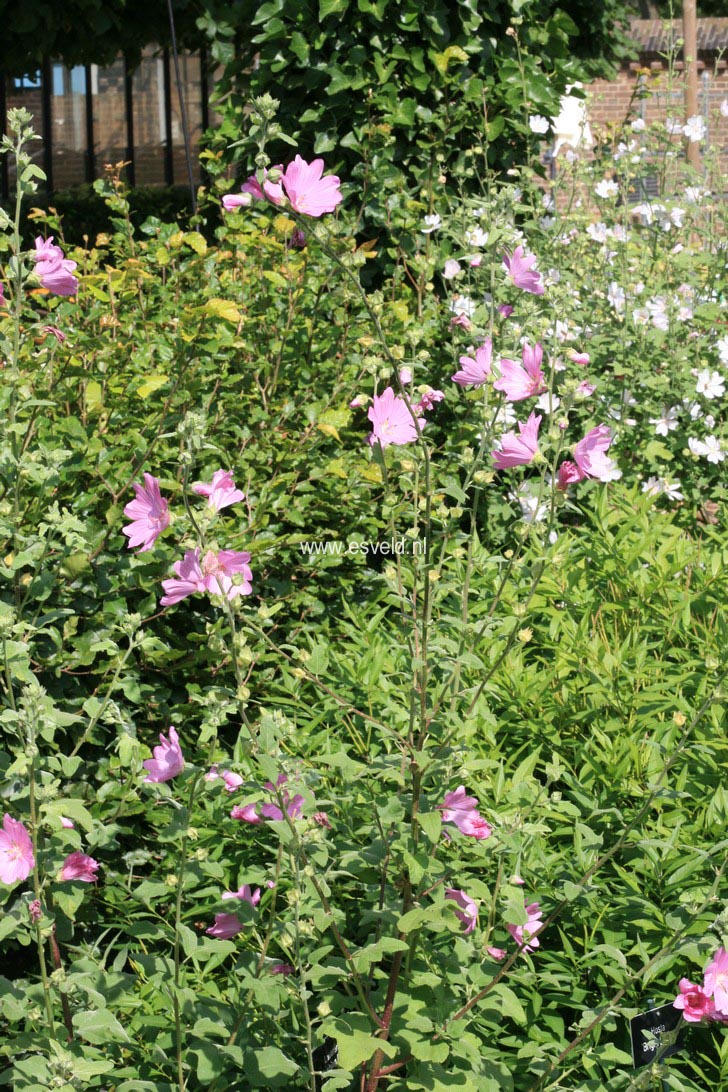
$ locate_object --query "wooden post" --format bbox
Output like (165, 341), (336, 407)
(124, 55), (136, 186)
(84, 65), (95, 184)
(0, 72), (8, 201)
(683, 0), (700, 170)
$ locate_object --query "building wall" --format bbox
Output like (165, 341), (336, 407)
(588, 61), (728, 164)
(2, 46), (212, 196)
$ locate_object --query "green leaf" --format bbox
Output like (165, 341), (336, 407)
(416, 810), (442, 844)
(73, 1008), (129, 1044)
(319, 0), (349, 17)
(245, 1046), (300, 1086)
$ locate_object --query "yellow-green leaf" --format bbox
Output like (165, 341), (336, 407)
(137, 375), (168, 399)
(184, 231), (207, 255)
(205, 298), (242, 323)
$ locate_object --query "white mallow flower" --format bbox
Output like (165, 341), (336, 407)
(595, 178), (619, 199)
(631, 202), (653, 226)
(494, 403), (517, 429)
(696, 369), (725, 399)
(450, 295), (475, 318)
(647, 297), (669, 332)
(542, 193), (555, 210)
(662, 479), (684, 501)
(677, 305), (693, 322)
(631, 118), (646, 132)
(509, 485), (548, 524)
(443, 259), (461, 279)
(600, 459), (623, 482)
(670, 207), (686, 228)
(685, 186), (708, 205)
(683, 115), (707, 142)
(535, 393), (561, 413)
(608, 282), (625, 313)
(641, 476), (663, 496)
(632, 308), (650, 326)
(650, 406), (679, 436)
(529, 114), (550, 134)
(702, 436), (724, 463)
(665, 117), (683, 135)
(611, 224), (630, 243)
(586, 221), (609, 243)
(643, 477), (683, 501)
(721, 100), (728, 118)
(465, 226), (488, 248)
(690, 436), (724, 463)
(421, 214), (442, 234)
(717, 336), (728, 366)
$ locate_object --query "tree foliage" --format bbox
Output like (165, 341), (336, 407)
(201, 0), (635, 203)
(0, 0), (202, 76)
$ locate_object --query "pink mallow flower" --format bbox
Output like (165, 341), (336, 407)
(160, 548), (253, 606)
(555, 460), (583, 491)
(451, 339), (493, 387)
(492, 412), (542, 470)
(573, 423), (618, 482)
(122, 473), (170, 552)
(281, 156), (342, 217)
(438, 786), (492, 840)
(207, 913), (244, 939)
(59, 851), (99, 883)
(192, 469), (245, 513)
(206, 765), (244, 792)
(42, 325), (66, 344)
(569, 350), (590, 366)
(506, 900), (543, 953)
(232, 774), (304, 823)
(502, 245), (545, 296)
(0, 814), (35, 885)
(142, 726), (184, 783)
(674, 978), (716, 1022)
(223, 167), (284, 210)
(494, 342), (546, 401)
(60, 816), (75, 829)
(703, 947), (728, 1016)
(415, 388), (445, 413)
(368, 387), (425, 448)
(445, 888), (478, 934)
(32, 236), (78, 296)
(222, 884), (261, 907)
(230, 803), (262, 823)
(270, 962), (295, 975)
(487, 946), (506, 960)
